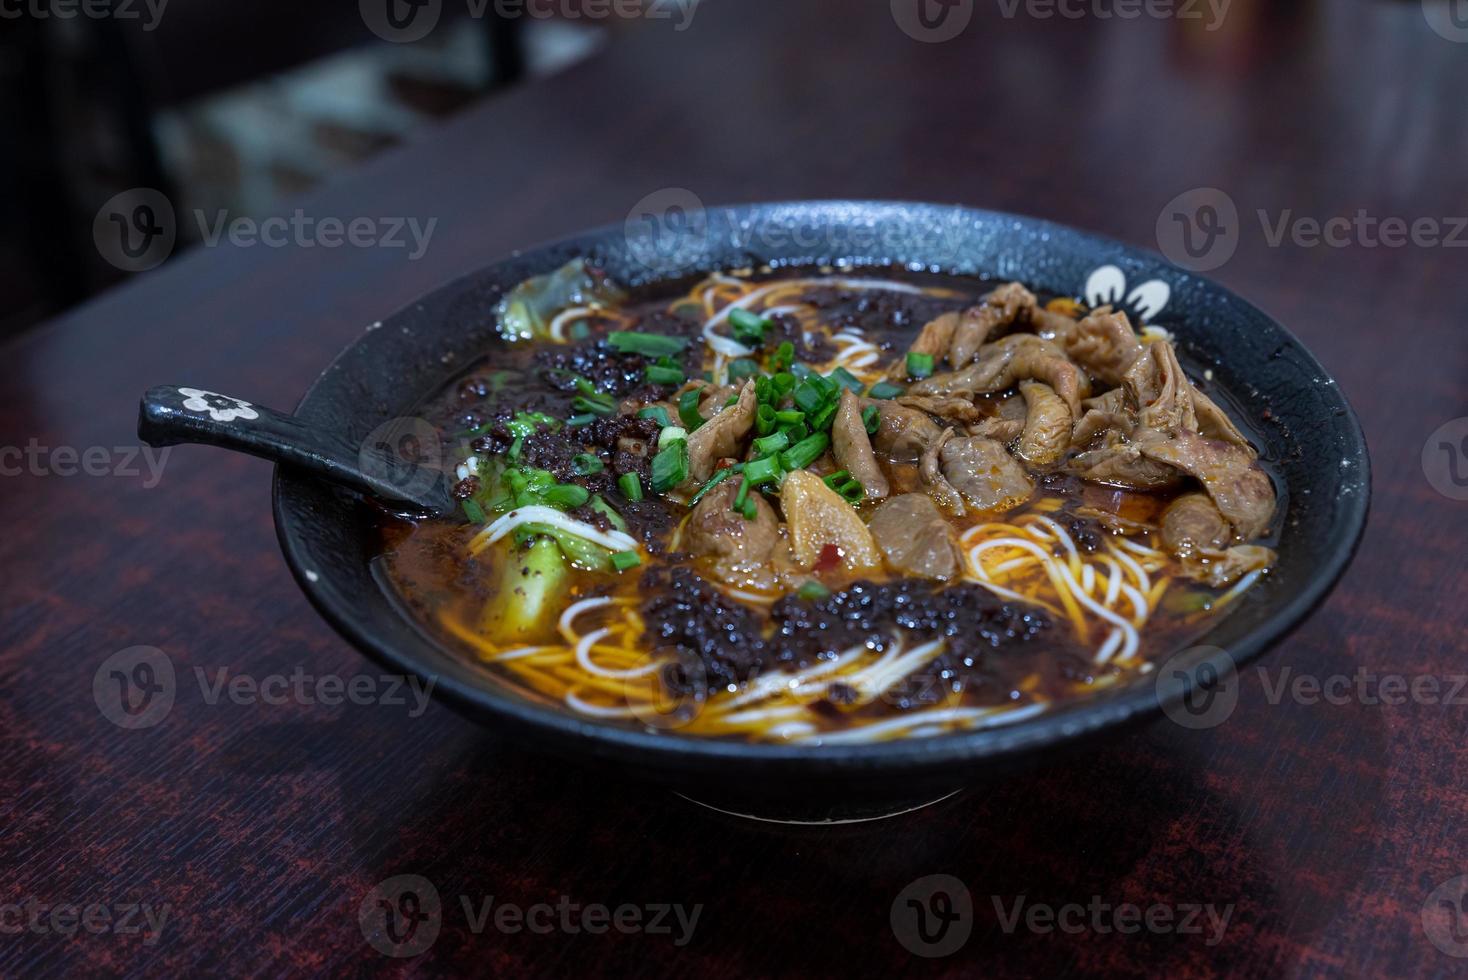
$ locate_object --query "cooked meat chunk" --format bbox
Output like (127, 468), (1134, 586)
(1191, 387), (1255, 455)
(1183, 544), (1276, 588)
(1160, 493), (1233, 557)
(1068, 439), (1185, 491)
(895, 394), (983, 424)
(779, 470), (882, 571)
(920, 428), (968, 515)
(911, 334), (1087, 415)
(831, 389), (890, 500)
(1062, 308), (1144, 386)
(948, 282), (1037, 368)
(685, 380), (756, 482)
(869, 494), (963, 580)
(1070, 388), (1131, 447)
(1134, 430), (1276, 540)
(889, 311), (960, 380)
(685, 479), (779, 585)
(1015, 381), (1072, 466)
(969, 393), (1027, 442)
(866, 399), (943, 463)
(1123, 341), (1198, 433)
(939, 435), (1034, 512)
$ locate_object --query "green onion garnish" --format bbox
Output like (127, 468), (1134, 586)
(753, 431), (790, 456)
(729, 308), (770, 347)
(906, 352), (935, 379)
(689, 465), (740, 506)
(637, 405), (671, 427)
(793, 381), (827, 414)
(828, 367), (863, 392)
(862, 404), (880, 434)
(797, 581), (831, 601)
(772, 371), (796, 395)
(645, 364), (684, 386)
(566, 413), (596, 427)
(866, 380), (905, 399)
(724, 393), (740, 407)
(572, 394), (615, 416)
(650, 439), (688, 492)
(728, 358), (760, 382)
(618, 472), (644, 501)
(571, 453), (604, 476)
(772, 341), (795, 371)
(461, 498), (486, 524)
(809, 400), (839, 433)
(740, 496), (758, 520)
(755, 403), (777, 436)
(732, 476), (750, 511)
(590, 494), (627, 531)
(678, 388), (704, 431)
(608, 331), (687, 357)
(543, 484), (590, 509)
(823, 470), (865, 504)
(780, 432), (830, 471)
(611, 551), (642, 571)
(743, 454), (783, 487)
(775, 409), (805, 426)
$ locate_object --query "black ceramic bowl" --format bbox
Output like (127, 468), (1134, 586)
(272, 201), (1368, 820)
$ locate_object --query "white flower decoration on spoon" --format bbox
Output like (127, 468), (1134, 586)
(1084, 265), (1171, 323)
(178, 387), (259, 423)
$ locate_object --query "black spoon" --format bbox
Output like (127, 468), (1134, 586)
(137, 385), (459, 517)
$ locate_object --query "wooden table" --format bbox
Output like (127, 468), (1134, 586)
(4, 1), (1465, 975)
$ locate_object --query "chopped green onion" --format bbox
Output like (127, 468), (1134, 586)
(619, 472), (644, 501)
(461, 498), (486, 524)
(650, 440), (688, 492)
(862, 404), (880, 434)
(740, 496), (758, 520)
(572, 394), (615, 416)
(543, 484), (591, 509)
(658, 425), (687, 449)
(755, 403), (777, 437)
(752, 431), (790, 456)
(780, 432), (830, 471)
(678, 388), (704, 430)
(571, 453), (604, 476)
(828, 366), (863, 392)
(608, 331), (687, 357)
(566, 413), (596, 427)
(637, 405), (671, 427)
(793, 381), (827, 414)
(754, 375), (774, 405)
(728, 358), (761, 382)
(732, 476), (750, 511)
(866, 380), (905, 399)
(775, 409), (805, 425)
(823, 470), (864, 504)
(689, 465), (739, 506)
(772, 372), (797, 395)
(906, 352), (935, 379)
(797, 581), (831, 601)
(743, 454), (783, 487)
(809, 399), (839, 432)
(723, 394), (740, 407)
(790, 363), (813, 380)
(590, 494), (627, 531)
(729, 308), (770, 347)
(611, 550), (642, 571)
(645, 364), (684, 386)
(771, 341), (795, 372)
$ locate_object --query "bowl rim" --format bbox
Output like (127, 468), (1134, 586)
(272, 199), (1371, 773)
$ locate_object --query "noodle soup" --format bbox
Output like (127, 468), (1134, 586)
(380, 262), (1280, 744)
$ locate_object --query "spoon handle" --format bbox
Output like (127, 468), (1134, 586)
(137, 385), (455, 516)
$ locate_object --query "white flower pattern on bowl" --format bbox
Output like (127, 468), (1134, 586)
(1084, 265), (1171, 323)
(178, 387), (259, 423)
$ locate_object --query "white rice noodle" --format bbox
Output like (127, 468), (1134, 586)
(558, 595), (616, 643)
(564, 689), (646, 719)
(703, 277), (930, 359)
(470, 506), (638, 556)
(547, 305), (599, 342)
(576, 628), (662, 680)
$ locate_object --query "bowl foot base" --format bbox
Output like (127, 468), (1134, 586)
(673, 788), (963, 825)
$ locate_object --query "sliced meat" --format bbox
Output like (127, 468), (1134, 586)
(831, 389), (890, 500)
(1181, 545), (1276, 588)
(866, 399), (943, 463)
(948, 282), (1037, 368)
(911, 335), (1086, 415)
(889, 311), (960, 380)
(1191, 387), (1255, 455)
(868, 494), (963, 581)
(1031, 304), (1083, 345)
(895, 394), (983, 424)
(1069, 439), (1185, 491)
(920, 428), (968, 515)
(1071, 388), (1132, 447)
(779, 470), (882, 572)
(940, 435), (1034, 513)
(684, 479), (779, 585)
(1015, 381), (1072, 466)
(1062, 308), (1144, 386)
(1123, 341), (1198, 433)
(969, 393), (1027, 442)
(1159, 493), (1233, 557)
(685, 380), (756, 482)
(1134, 430), (1276, 540)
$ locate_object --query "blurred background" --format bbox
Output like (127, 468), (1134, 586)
(0, 0), (625, 335)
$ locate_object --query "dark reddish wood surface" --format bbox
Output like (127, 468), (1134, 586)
(3, 1), (1465, 976)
